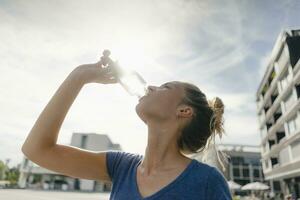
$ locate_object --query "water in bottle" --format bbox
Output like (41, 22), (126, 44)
(100, 50), (148, 98)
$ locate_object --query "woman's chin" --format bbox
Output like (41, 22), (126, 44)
(135, 103), (144, 118)
(136, 104), (149, 123)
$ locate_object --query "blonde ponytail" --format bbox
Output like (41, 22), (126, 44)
(208, 97), (225, 138)
(207, 97), (228, 173)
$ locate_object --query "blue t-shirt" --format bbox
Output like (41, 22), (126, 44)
(106, 151), (231, 200)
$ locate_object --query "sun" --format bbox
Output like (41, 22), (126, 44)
(104, 38), (153, 98)
(109, 41), (152, 73)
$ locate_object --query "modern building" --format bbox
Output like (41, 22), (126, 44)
(18, 133), (121, 192)
(192, 144), (265, 195)
(218, 144), (264, 185)
(256, 29), (300, 198)
(191, 143), (229, 175)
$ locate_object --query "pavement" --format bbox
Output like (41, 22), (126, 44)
(0, 189), (111, 200)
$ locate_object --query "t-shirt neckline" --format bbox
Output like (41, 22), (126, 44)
(133, 158), (197, 199)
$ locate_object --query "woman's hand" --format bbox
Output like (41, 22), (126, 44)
(75, 62), (118, 85)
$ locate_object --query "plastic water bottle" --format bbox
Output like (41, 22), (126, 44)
(100, 50), (148, 98)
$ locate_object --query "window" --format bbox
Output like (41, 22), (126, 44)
(244, 157), (260, 166)
(274, 181), (281, 191)
(287, 115), (297, 135)
(233, 168), (240, 177)
(253, 169), (260, 178)
(276, 131), (286, 143)
(296, 84), (300, 98)
(243, 168), (250, 177)
(232, 157), (243, 165)
(271, 157), (279, 166)
(291, 139), (300, 159)
(81, 135), (87, 148)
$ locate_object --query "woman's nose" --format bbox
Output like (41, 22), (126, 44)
(147, 85), (157, 93)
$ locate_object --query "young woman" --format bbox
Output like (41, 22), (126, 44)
(22, 60), (231, 199)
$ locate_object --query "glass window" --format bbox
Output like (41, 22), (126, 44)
(244, 157), (260, 165)
(232, 157), (243, 165)
(81, 135), (87, 148)
(279, 147), (290, 165)
(274, 181), (281, 191)
(233, 168), (240, 177)
(243, 168), (250, 177)
(291, 139), (300, 159)
(253, 169), (260, 178)
(287, 115), (297, 135)
(296, 113), (300, 130)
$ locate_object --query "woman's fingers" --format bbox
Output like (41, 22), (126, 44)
(102, 77), (118, 84)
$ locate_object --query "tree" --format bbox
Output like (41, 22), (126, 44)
(0, 160), (6, 180)
(0, 160), (20, 186)
(5, 167), (20, 185)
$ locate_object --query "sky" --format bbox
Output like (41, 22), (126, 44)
(0, 0), (300, 167)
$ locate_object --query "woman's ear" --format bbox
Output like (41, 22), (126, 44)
(176, 105), (194, 118)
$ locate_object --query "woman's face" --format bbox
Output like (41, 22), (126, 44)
(135, 81), (186, 123)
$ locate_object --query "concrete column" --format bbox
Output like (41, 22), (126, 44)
(18, 172), (28, 188)
(270, 180), (274, 195)
(249, 164), (253, 182)
(282, 179), (289, 197)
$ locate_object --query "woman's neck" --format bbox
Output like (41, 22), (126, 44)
(139, 121), (190, 176)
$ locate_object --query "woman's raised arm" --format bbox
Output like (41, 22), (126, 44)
(21, 63), (117, 181)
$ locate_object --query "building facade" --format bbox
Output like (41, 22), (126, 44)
(219, 144), (265, 196)
(192, 144), (264, 196)
(191, 144), (229, 175)
(18, 133), (121, 192)
(256, 29), (300, 198)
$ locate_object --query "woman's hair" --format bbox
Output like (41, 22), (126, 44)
(177, 82), (226, 157)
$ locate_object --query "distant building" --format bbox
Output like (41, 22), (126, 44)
(218, 144), (264, 183)
(220, 144), (265, 196)
(18, 133), (121, 192)
(192, 144), (264, 190)
(191, 144), (229, 175)
(256, 29), (300, 198)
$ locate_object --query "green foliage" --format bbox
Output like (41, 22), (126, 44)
(5, 167), (20, 185)
(0, 160), (20, 186)
(0, 160), (6, 180)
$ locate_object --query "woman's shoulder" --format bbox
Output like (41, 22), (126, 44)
(105, 150), (142, 181)
(192, 159), (216, 173)
(192, 159), (227, 182)
(192, 160), (231, 199)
